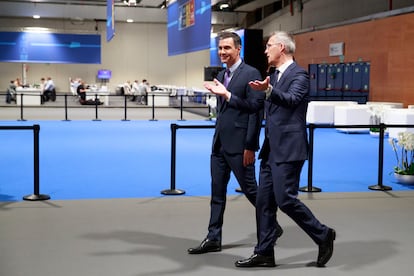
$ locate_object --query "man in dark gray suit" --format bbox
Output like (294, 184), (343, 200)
(205, 31), (335, 268)
(188, 32), (282, 255)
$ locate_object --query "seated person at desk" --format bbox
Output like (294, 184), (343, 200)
(77, 80), (103, 105)
(42, 76), (56, 102)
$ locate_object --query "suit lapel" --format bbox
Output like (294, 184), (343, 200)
(277, 62), (296, 87)
(219, 63), (244, 112)
(226, 62), (243, 91)
(267, 62), (297, 114)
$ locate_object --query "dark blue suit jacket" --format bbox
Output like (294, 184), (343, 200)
(228, 62), (309, 162)
(212, 62), (263, 154)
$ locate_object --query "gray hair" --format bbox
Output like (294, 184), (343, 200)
(269, 31), (295, 54)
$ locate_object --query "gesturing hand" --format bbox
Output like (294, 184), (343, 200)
(204, 79), (231, 100)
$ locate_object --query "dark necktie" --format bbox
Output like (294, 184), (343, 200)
(274, 69), (280, 85)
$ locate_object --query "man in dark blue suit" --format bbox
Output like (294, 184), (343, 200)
(204, 31), (335, 267)
(188, 32), (282, 255)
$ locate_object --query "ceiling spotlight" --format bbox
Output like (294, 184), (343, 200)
(124, 0), (137, 6)
(33, 14), (40, 19)
(219, 3), (230, 10)
(126, 19), (134, 23)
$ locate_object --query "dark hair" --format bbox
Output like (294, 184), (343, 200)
(217, 31), (242, 48)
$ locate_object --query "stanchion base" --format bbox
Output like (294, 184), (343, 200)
(121, 119), (130, 121)
(299, 186), (322, 193)
(18, 119), (27, 121)
(149, 119), (158, 121)
(161, 189), (185, 195)
(368, 184), (392, 191)
(235, 187), (243, 193)
(23, 194), (51, 201)
(92, 119), (102, 121)
(62, 119), (71, 122)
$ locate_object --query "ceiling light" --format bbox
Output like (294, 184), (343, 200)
(219, 3), (230, 10)
(24, 27), (50, 33)
(33, 14), (40, 19)
(124, 0), (137, 6)
(126, 19), (134, 23)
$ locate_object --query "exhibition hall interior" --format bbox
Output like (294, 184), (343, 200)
(1, 1), (414, 276)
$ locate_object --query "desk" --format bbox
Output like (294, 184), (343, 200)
(147, 91), (170, 107)
(384, 108), (414, 138)
(85, 90), (110, 106)
(334, 105), (371, 133)
(16, 88), (42, 106)
(306, 101), (358, 125)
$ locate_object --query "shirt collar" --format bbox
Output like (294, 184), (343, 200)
(227, 59), (242, 76)
(277, 59), (294, 76)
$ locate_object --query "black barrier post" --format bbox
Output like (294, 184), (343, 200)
(23, 124), (50, 201)
(63, 94), (70, 121)
(369, 123), (392, 191)
(149, 94), (157, 121)
(206, 94), (212, 121)
(161, 123), (185, 195)
(122, 94), (130, 121)
(18, 94), (26, 121)
(300, 123), (322, 192)
(178, 95), (185, 121)
(92, 94), (101, 121)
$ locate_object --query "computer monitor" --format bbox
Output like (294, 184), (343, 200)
(204, 66), (224, 81)
(97, 69), (112, 80)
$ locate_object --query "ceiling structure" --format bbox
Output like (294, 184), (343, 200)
(0, 0), (282, 31)
(0, 0), (277, 11)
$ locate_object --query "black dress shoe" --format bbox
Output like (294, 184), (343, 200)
(317, 228), (336, 267)
(188, 238), (221, 254)
(235, 254), (276, 268)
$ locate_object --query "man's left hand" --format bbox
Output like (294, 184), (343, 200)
(243, 149), (256, 167)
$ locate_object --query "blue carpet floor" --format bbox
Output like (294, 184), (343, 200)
(1, 120), (413, 201)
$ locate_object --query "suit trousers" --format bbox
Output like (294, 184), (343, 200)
(207, 148), (257, 242)
(255, 159), (328, 255)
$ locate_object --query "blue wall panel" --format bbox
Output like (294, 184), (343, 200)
(0, 32), (101, 64)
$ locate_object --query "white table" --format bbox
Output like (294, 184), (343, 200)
(85, 90), (110, 106)
(334, 105), (371, 133)
(306, 101), (358, 125)
(147, 91), (170, 107)
(15, 88), (42, 106)
(384, 108), (414, 138)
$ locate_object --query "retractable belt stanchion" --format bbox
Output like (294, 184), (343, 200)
(63, 94), (71, 121)
(122, 94), (130, 121)
(161, 123), (185, 195)
(23, 124), (51, 201)
(178, 95), (185, 121)
(300, 123), (321, 192)
(18, 94), (26, 121)
(92, 94), (101, 121)
(149, 94), (157, 121)
(369, 123), (392, 191)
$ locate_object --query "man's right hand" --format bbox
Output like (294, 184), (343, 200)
(249, 76), (270, 91)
